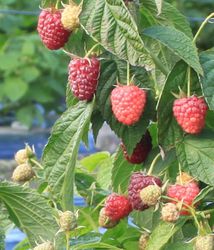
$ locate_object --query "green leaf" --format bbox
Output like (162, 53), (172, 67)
(42, 101), (94, 210)
(80, 0), (153, 69)
(112, 148), (141, 193)
(164, 242), (193, 250)
(155, 0), (163, 15)
(0, 181), (60, 248)
(73, 242), (122, 250)
(3, 77), (28, 102)
(200, 50), (214, 110)
(143, 26), (203, 75)
(140, 0), (193, 38)
(91, 109), (105, 142)
(145, 220), (186, 250)
(66, 82), (78, 108)
(96, 156), (113, 190)
(97, 58), (155, 154)
(157, 61), (185, 151)
(0, 53), (20, 71)
(176, 130), (214, 186)
(14, 239), (30, 250)
(80, 152), (111, 172)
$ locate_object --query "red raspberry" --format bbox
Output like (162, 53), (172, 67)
(110, 85), (147, 126)
(128, 172), (162, 211)
(105, 193), (132, 221)
(121, 131), (152, 164)
(167, 182), (200, 215)
(68, 57), (100, 101)
(173, 96), (208, 134)
(37, 9), (71, 50)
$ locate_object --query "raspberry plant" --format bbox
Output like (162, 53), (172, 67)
(0, 0), (214, 249)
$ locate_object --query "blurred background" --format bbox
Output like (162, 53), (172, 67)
(0, 0), (214, 249)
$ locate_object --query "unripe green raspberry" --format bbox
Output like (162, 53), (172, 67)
(161, 203), (179, 223)
(33, 242), (54, 250)
(140, 185), (162, 206)
(195, 235), (214, 250)
(15, 145), (34, 164)
(61, 3), (81, 31)
(12, 163), (35, 182)
(98, 208), (119, 229)
(139, 233), (149, 250)
(59, 211), (77, 231)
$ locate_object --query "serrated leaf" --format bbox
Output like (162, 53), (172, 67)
(42, 101), (94, 209)
(80, 0), (153, 69)
(140, 0), (193, 38)
(176, 130), (214, 186)
(200, 50), (214, 110)
(97, 58), (155, 154)
(143, 26), (203, 75)
(0, 181), (60, 248)
(112, 148), (141, 193)
(193, 186), (214, 204)
(145, 219), (186, 250)
(66, 82), (78, 108)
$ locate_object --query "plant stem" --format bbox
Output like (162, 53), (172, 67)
(149, 52), (169, 76)
(187, 66), (191, 97)
(66, 231), (70, 250)
(193, 13), (214, 43)
(55, 0), (60, 9)
(147, 153), (161, 175)
(127, 61), (130, 86)
(30, 158), (44, 170)
(85, 44), (100, 58)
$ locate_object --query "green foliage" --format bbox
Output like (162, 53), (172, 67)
(1, 0), (214, 250)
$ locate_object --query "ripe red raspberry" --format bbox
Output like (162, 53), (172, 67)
(128, 172), (162, 211)
(167, 182), (200, 215)
(121, 131), (152, 164)
(105, 193), (132, 221)
(68, 57), (100, 101)
(37, 9), (71, 50)
(173, 96), (208, 134)
(110, 85), (147, 126)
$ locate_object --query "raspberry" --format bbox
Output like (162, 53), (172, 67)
(195, 235), (214, 250)
(12, 163), (35, 183)
(98, 208), (119, 228)
(105, 193), (132, 221)
(33, 242), (54, 250)
(161, 203), (180, 222)
(176, 172), (198, 185)
(173, 96), (208, 134)
(68, 57), (100, 101)
(139, 234), (149, 250)
(14, 145), (35, 165)
(59, 211), (77, 231)
(128, 172), (162, 211)
(140, 185), (162, 206)
(121, 131), (152, 164)
(61, 3), (81, 31)
(110, 85), (147, 126)
(167, 182), (200, 215)
(37, 9), (71, 50)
